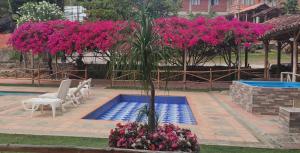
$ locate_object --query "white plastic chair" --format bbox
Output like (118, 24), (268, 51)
(39, 79), (89, 105)
(22, 79), (71, 118)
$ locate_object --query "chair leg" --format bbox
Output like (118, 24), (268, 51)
(51, 104), (56, 118)
(61, 102), (66, 112)
(31, 104), (37, 118)
(41, 105), (44, 113)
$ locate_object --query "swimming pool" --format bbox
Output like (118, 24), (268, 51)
(0, 91), (41, 96)
(240, 80), (300, 88)
(83, 94), (196, 125)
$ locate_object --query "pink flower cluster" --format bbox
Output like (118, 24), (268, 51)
(9, 17), (271, 55)
(109, 122), (200, 152)
(9, 21), (51, 54)
(9, 20), (128, 55)
(154, 16), (271, 50)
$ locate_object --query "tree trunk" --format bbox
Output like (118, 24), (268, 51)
(228, 49), (232, 68)
(148, 80), (156, 131)
(47, 53), (53, 76)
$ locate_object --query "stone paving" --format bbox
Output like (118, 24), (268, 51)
(0, 84), (299, 149)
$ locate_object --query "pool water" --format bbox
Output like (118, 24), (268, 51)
(0, 91), (41, 96)
(240, 81), (300, 88)
(83, 95), (196, 125)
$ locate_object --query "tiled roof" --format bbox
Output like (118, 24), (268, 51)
(252, 7), (281, 18)
(260, 14), (300, 40)
(232, 3), (269, 14)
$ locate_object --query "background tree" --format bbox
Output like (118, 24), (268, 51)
(80, 0), (134, 21)
(80, 0), (182, 21)
(281, 0), (299, 14)
(0, 0), (15, 33)
(16, 1), (64, 25)
(0, 0), (64, 32)
(10, 0), (64, 13)
(15, 1), (64, 76)
(137, 0), (182, 18)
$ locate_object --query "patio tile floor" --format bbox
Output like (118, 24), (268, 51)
(0, 84), (299, 149)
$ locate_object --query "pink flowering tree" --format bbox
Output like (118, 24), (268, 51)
(155, 17), (194, 66)
(10, 20), (130, 73)
(155, 16), (221, 67)
(9, 16), (270, 75)
(210, 17), (271, 67)
(9, 20), (78, 74)
(9, 22), (52, 55)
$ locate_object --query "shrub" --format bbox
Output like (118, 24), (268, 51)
(17, 1), (64, 25)
(109, 122), (200, 152)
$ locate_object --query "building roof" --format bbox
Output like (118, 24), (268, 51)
(252, 7), (281, 18)
(259, 14), (300, 40)
(232, 3), (269, 14)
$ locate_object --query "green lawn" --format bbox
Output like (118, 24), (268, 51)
(0, 133), (299, 153)
(0, 133), (106, 148)
(200, 145), (300, 153)
(211, 50), (297, 66)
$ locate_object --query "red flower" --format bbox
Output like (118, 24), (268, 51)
(171, 143), (178, 149)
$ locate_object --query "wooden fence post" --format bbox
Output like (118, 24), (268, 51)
(183, 51), (187, 90)
(264, 40), (270, 80)
(38, 64), (40, 86)
(85, 66), (88, 80)
(61, 69), (63, 80)
(238, 68), (241, 80)
(238, 45), (241, 80)
(157, 68), (160, 89)
(31, 53), (34, 85)
(15, 69), (17, 78)
(133, 71), (136, 87)
(209, 68), (213, 90)
(111, 68), (114, 88)
(55, 55), (58, 80)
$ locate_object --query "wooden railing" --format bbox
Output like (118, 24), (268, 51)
(111, 68), (265, 89)
(280, 72), (300, 82)
(10, 66), (88, 86)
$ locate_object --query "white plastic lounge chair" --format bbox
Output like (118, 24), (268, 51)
(39, 79), (88, 105)
(22, 79), (71, 118)
(81, 78), (92, 98)
(69, 78), (92, 99)
(67, 80), (89, 104)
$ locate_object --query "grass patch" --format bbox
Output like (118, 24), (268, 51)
(0, 133), (299, 153)
(212, 50), (298, 66)
(201, 145), (300, 153)
(0, 133), (107, 148)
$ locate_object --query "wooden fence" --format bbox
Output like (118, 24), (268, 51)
(12, 66), (88, 86)
(111, 68), (265, 90)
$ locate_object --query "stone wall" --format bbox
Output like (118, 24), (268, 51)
(230, 81), (299, 115)
(279, 107), (300, 133)
(230, 81), (253, 112)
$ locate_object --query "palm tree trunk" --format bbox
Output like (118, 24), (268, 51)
(148, 79), (156, 131)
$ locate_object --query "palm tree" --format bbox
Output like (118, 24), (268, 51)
(113, 7), (170, 131)
(130, 9), (159, 130)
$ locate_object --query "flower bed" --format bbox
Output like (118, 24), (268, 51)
(109, 122), (200, 152)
